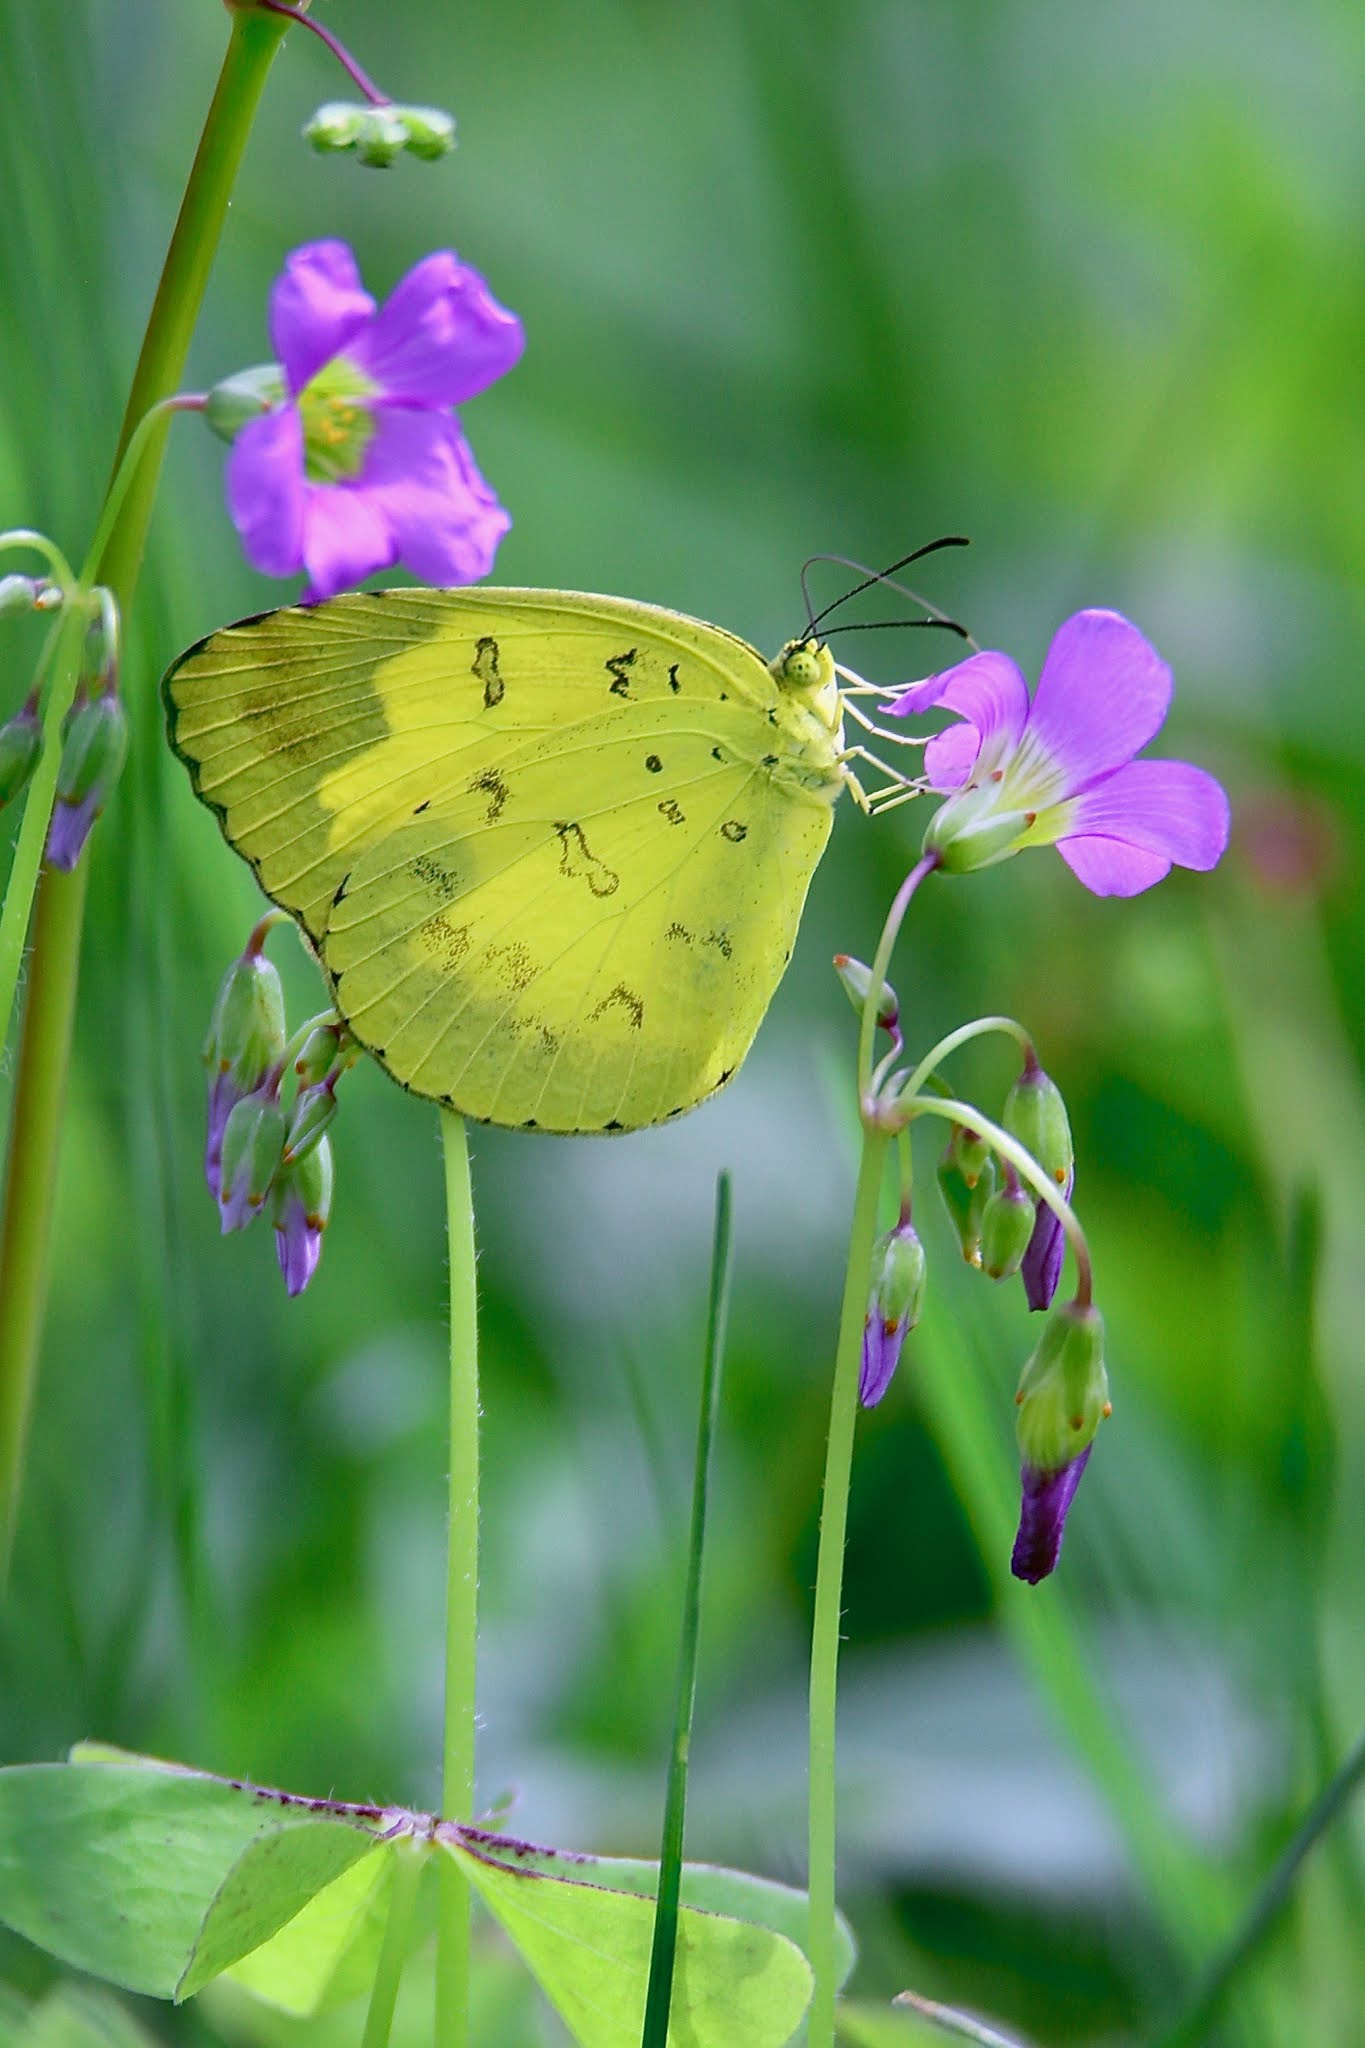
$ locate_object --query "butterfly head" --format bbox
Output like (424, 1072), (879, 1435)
(770, 636), (841, 734)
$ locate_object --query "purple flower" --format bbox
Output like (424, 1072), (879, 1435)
(860, 1219), (927, 1408)
(45, 789), (102, 872)
(891, 610), (1230, 896)
(272, 1136), (334, 1299)
(1011, 1447), (1092, 1584)
(227, 240), (524, 601)
(1021, 1166), (1072, 1313)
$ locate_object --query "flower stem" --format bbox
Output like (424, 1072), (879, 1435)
(807, 1126), (889, 2048)
(359, 1842), (425, 2048)
(0, 531), (75, 588)
(438, 1109), (480, 2048)
(641, 1170), (734, 2048)
(258, 0), (393, 105)
(901, 1015), (1034, 1102)
(907, 1094), (1093, 1306)
(857, 853), (938, 1100)
(0, 3), (289, 1586)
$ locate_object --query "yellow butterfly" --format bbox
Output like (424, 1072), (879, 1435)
(163, 581), (932, 1134)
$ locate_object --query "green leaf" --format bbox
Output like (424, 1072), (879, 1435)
(0, 1759), (386, 2000)
(837, 1995), (1032, 2048)
(461, 1833), (856, 1988)
(444, 1835), (814, 2048)
(223, 1845), (422, 2016)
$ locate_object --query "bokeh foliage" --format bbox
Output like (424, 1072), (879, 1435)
(0, 0), (1361, 2042)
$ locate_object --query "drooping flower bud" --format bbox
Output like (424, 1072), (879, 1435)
(218, 1086), (286, 1234)
(833, 954), (899, 1036)
(860, 1218), (927, 1407)
(1020, 1167), (1072, 1312)
(205, 363), (287, 445)
(0, 574), (51, 617)
(45, 691), (128, 871)
(304, 99), (456, 165)
(947, 1122), (990, 1189)
(283, 1075), (338, 1166)
(980, 1179), (1036, 1280)
(1002, 1056), (1073, 1190)
(937, 1144), (996, 1268)
(1011, 1301), (1109, 1583)
(0, 696), (43, 809)
(273, 1134), (334, 1297)
(203, 935), (287, 1199)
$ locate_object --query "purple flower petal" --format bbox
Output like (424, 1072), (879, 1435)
(270, 241), (375, 396)
(1027, 610), (1173, 796)
(859, 1311), (905, 1408)
(1021, 1169), (1071, 1312)
(349, 252), (525, 406)
(1055, 836), (1173, 897)
(227, 408), (307, 577)
(45, 791), (99, 871)
(1011, 1446), (1092, 1584)
(890, 651), (1031, 791)
(1062, 759), (1230, 871)
(361, 409), (510, 584)
(275, 1200), (323, 1298)
(299, 482), (397, 601)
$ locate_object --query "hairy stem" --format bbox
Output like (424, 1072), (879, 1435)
(0, 4), (289, 1584)
(807, 1127), (890, 2048)
(438, 1110), (480, 2048)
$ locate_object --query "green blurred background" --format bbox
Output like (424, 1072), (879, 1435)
(1, 1), (1362, 2042)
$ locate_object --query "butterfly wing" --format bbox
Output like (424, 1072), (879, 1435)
(165, 587), (837, 1132)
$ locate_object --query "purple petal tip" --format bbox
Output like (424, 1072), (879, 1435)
(1010, 1447), (1092, 1584)
(859, 1314), (903, 1408)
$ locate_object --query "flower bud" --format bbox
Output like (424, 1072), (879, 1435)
(293, 1020), (344, 1087)
(1002, 1058), (1073, 1189)
(0, 574), (46, 617)
(937, 1146), (996, 1268)
(1020, 1169), (1071, 1312)
(303, 100), (368, 153)
(947, 1122), (990, 1189)
(273, 1134), (333, 1297)
(283, 1076), (337, 1166)
(354, 108), (411, 168)
(1011, 1301), (1109, 1584)
(0, 698), (42, 808)
(218, 1088), (286, 1234)
(400, 105), (458, 161)
(922, 783), (1032, 875)
(205, 363), (287, 445)
(833, 954), (899, 1034)
(203, 941), (287, 1199)
(980, 1181), (1035, 1280)
(860, 1218), (927, 1407)
(45, 693), (127, 871)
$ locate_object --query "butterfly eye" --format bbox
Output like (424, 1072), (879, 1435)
(778, 641), (826, 690)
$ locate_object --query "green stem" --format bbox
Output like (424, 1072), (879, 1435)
(908, 1094), (1093, 1307)
(901, 1015), (1033, 1103)
(642, 1171), (734, 2048)
(807, 1127), (889, 2048)
(438, 1110), (480, 2048)
(359, 1843), (425, 2048)
(0, 530), (75, 588)
(857, 853), (938, 1099)
(0, 3), (289, 1586)
(1155, 1725), (1365, 2048)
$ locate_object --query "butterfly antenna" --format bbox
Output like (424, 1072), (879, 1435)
(821, 615), (971, 644)
(802, 536), (970, 636)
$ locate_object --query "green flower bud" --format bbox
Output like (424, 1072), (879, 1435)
(832, 953), (899, 1033)
(303, 100), (369, 153)
(207, 945), (287, 1092)
(0, 699), (42, 808)
(46, 693), (127, 870)
(283, 1077), (338, 1167)
(860, 1218), (927, 1406)
(400, 104), (457, 160)
(1003, 1058), (1073, 1190)
(273, 1134), (334, 1297)
(0, 574), (44, 617)
(948, 1122), (991, 1188)
(979, 1181), (1036, 1280)
(218, 1089), (286, 1232)
(937, 1146), (996, 1267)
(293, 1020), (344, 1087)
(205, 363), (288, 445)
(355, 108), (410, 167)
(1014, 1301), (1110, 1472)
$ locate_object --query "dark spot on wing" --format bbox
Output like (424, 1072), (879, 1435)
(412, 852), (460, 902)
(721, 820), (748, 843)
(717, 1066), (734, 1085)
(711, 746), (724, 762)
(605, 1118), (624, 1131)
(590, 983), (644, 1029)
(668, 663), (681, 694)
(762, 754), (778, 768)
(658, 798), (685, 825)
(333, 871), (352, 907)
(473, 635), (504, 708)
(554, 821), (619, 897)
(413, 799), (431, 814)
(419, 913), (471, 972)
(486, 939), (535, 993)
(706, 929), (733, 961)
(666, 921), (693, 944)
(522, 1117), (538, 1129)
(645, 753), (662, 773)
(469, 766), (509, 823)
(606, 649), (637, 697)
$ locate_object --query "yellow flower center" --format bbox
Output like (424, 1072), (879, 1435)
(297, 358), (378, 484)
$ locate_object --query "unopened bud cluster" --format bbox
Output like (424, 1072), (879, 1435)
(304, 100), (456, 167)
(203, 922), (355, 1298)
(46, 595), (127, 871)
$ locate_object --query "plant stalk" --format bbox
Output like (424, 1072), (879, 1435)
(0, 3), (289, 1585)
(438, 1110), (480, 2048)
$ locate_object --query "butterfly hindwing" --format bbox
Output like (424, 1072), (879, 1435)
(165, 587), (837, 1133)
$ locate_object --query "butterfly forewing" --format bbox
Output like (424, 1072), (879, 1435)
(165, 587), (838, 1133)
